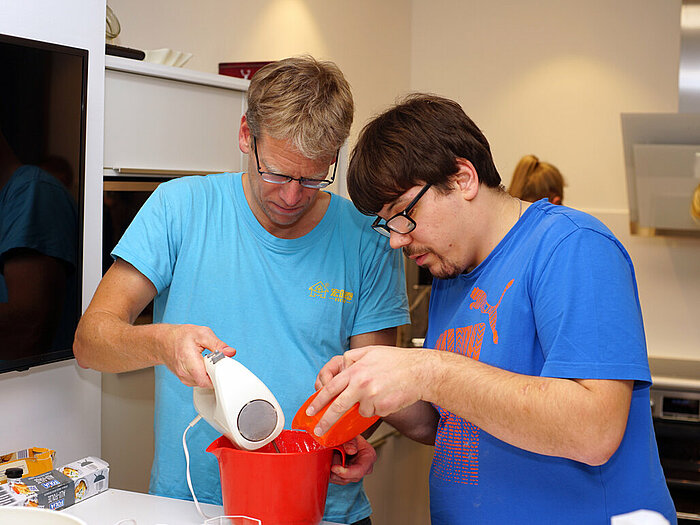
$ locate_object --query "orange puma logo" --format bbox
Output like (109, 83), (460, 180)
(469, 280), (514, 344)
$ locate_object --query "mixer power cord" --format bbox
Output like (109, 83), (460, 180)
(182, 415), (262, 525)
(183, 415), (211, 521)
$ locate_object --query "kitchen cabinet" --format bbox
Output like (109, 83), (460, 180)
(365, 424), (433, 525)
(104, 55), (249, 175)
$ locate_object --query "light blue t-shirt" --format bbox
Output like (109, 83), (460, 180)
(425, 199), (675, 524)
(113, 172), (409, 523)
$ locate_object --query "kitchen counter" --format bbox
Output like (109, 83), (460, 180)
(649, 356), (700, 391)
(63, 489), (342, 525)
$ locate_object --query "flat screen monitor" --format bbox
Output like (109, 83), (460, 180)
(0, 33), (87, 373)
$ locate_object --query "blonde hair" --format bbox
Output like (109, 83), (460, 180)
(691, 183), (700, 222)
(508, 154), (565, 204)
(246, 55), (354, 160)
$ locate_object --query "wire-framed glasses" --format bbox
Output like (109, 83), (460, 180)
(372, 183), (432, 237)
(252, 136), (338, 189)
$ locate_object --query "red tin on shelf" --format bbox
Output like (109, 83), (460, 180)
(219, 61), (272, 80)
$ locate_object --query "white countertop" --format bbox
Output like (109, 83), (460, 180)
(649, 356), (700, 391)
(63, 489), (341, 525)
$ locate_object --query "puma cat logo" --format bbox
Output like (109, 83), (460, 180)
(469, 280), (514, 344)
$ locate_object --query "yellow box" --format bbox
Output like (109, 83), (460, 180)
(0, 448), (55, 483)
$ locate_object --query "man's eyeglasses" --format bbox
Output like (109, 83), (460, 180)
(372, 184), (432, 237)
(253, 136), (338, 189)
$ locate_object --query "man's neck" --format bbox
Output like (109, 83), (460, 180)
(241, 172), (331, 239)
(471, 187), (524, 267)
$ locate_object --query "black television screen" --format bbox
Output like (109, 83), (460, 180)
(0, 33), (87, 373)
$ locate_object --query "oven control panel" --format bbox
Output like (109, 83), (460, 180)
(650, 388), (700, 422)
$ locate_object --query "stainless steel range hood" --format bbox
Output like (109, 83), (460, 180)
(621, 0), (700, 236)
(680, 0), (700, 112)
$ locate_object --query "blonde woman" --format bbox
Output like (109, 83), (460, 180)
(508, 154), (565, 204)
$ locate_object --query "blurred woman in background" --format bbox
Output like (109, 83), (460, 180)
(508, 154), (565, 204)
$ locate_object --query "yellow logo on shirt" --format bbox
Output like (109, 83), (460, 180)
(308, 281), (353, 303)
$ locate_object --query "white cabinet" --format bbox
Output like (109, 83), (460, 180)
(104, 56), (249, 175)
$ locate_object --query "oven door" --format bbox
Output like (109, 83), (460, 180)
(651, 388), (700, 524)
(103, 172), (192, 324)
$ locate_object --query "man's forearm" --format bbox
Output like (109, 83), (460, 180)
(383, 400), (438, 445)
(73, 309), (164, 373)
(422, 350), (632, 465)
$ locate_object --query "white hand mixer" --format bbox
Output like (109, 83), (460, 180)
(192, 351), (284, 450)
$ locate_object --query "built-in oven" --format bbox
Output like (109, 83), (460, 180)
(650, 387), (700, 524)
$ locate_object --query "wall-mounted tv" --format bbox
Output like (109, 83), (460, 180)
(0, 33), (87, 373)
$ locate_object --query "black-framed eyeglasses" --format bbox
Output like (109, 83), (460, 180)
(252, 136), (338, 189)
(372, 184), (432, 237)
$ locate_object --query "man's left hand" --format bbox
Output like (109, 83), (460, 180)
(329, 435), (377, 485)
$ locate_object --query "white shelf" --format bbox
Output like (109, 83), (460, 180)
(105, 55), (249, 91)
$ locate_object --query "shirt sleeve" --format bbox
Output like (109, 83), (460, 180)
(533, 227), (651, 386)
(111, 181), (184, 294)
(0, 172), (77, 268)
(351, 234), (410, 336)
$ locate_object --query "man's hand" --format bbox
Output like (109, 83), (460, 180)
(329, 435), (377, 485)
(314, 354), (345, 390)
(308, 346), (428, 439)
(160, 324), (236, 387)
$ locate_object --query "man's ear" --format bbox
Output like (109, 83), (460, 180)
(453, 157), (480, 201)
(239, 114), (252, 154)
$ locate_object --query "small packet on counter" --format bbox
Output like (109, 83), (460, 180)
(0, 447), (55, 483)
(6, 469), (75, 510)
(59, 456), (109, 503)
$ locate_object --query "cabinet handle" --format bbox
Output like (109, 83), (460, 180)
(105, 167), (228, 177)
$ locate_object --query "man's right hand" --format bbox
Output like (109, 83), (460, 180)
(160, 323), (235, 387)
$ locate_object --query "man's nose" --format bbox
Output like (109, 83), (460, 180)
(389, 231), (411, 249)
(279, 180), (304, 205)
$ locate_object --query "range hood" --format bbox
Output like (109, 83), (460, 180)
(621, 0), (700, 236)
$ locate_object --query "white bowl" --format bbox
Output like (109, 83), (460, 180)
(144, 48), (193, 67)
(0, 507), (87, 525)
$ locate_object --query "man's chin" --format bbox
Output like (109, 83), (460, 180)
(424, 259), (462, 280)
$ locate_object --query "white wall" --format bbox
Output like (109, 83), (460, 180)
(410, 0), (681, 211)
(0, 0), (104, 465)
(108, 0), (412, 150)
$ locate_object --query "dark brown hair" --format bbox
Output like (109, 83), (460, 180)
(347, 93), (501, 215)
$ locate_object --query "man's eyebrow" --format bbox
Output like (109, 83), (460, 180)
(383, 195), (407, 216)
(260, 156), (283, 174)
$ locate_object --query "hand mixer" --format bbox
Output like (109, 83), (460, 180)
(185, 351), (284, 521)
(192, 351), (285, 450)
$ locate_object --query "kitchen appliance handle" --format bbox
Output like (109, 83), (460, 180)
(106, 167), (229, 177)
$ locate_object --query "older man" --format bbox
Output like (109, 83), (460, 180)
(74, 57), (409, 525)
(308, 94), (675, 524)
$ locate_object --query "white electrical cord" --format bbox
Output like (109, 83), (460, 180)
(183, 414), (211, 521)
(182, 415), (262, 525)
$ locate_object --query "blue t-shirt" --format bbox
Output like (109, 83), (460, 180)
(424, 199), (675, 525)
(113, 172), (410, 523)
